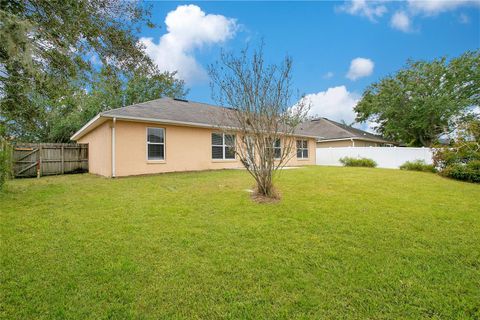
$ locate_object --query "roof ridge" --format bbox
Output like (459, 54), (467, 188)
(101, 97), (168, 115)
(180, 98), (235, 111)
(319, 118), (361, 137)
(322, 118), (380, 138)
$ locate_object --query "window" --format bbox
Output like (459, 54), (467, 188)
(266, 138), (282, 159)
(212, 133), (235, 160)
(273, 138), (281, 159)
(297, 139), (308, 159)
(147, 127), (165, 160)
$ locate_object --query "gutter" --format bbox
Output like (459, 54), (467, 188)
(316, 137), (394, 145)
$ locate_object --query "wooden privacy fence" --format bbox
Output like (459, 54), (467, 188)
(13, 143), (88, 178)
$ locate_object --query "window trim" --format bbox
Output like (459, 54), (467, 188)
(273, 138), (282, 160)
(211, 132), (236, 161)
(146, 127), (166, 162)
(297, 139), (309, 160)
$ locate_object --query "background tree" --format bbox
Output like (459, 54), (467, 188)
(209, 45), (309, 200)
(355, 50), (479, 147)
(0, 0), (186, 142)
(433, 116), (480, 183)
(47, 66), (187, 142)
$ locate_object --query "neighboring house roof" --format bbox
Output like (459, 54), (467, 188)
(71, 97), (393, 144)
(296, 118), (394, 144)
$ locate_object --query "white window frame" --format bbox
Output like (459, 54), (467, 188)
(273, 138), (281, 160)
(146, 127), (165, 161)
(212, 132), (236, 160)
(297, 139), (309, 159)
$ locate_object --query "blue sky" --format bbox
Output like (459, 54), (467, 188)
(139, 1), (479, 125)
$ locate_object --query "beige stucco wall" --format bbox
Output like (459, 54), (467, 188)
(78, 121), (112, 177)
(79, 119), (316, 177)
(353, 140), (380, 147)
(316, 140), (353, 148)
(316, 139), (380, 148)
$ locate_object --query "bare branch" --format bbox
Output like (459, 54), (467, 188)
(208, 44), (310, 198)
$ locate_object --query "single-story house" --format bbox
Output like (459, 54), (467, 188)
(71, 97), (319, 177)
(297, 118), (394, 148)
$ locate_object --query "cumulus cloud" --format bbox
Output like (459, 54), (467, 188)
(391, 11), (412, 32)
(139, 5), (237, 84)
(346, 57), (374, 81)
(303, 86), (360, 124)
(407, 0), (480, 16)
(323, 71), (334, 79)
(338, 0), (479, 32)
(337, 0), (388, 21)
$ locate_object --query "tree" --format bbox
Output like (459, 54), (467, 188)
(208, 45), (309, 200)
(46, 66), (187, 142)
(0, 0), (186, 141)
(354, 50), (480, 147)
(124, 68), (186, 106)
(433, 117), (480, 183)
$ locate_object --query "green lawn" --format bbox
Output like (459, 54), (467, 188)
(1, 166), (479, 319)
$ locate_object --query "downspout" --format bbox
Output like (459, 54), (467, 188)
(112, 117), (116, 178)
(350, 138), (355, 147)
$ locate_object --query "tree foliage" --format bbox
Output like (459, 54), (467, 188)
(1, 0), (187, 142)
(46, 66), (187, 142)
(355, 50), (480, 147)
(433, 118), (480, 183)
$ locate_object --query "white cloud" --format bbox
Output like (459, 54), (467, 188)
(303, 86), (360, 124)
(338, 0), (479, 31)
(391, 11), (412, 32)
(459, 13), (471, 24)
(139, 5), (237, 84)
(337, 0), (388, 21)
(323, 71), (334, 79)
(407, 0), (480, 16)
(346, 57), (374, 80)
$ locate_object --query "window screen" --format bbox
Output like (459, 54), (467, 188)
(147, 128), (165, 160)
(212, 133), (236, 160)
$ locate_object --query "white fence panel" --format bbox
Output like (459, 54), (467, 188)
(316, 147), (434, 169)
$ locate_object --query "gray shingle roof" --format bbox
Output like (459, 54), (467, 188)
(102, 97), (238, 128)
(90, 97), (391, 143)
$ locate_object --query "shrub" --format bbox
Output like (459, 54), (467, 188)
(433, 119), (480, 183)
(0, 139), (13, 190)
(440, 160), (480, 183)
(433, 146), (480, 170)
(400, 160), (437, 173)
(339, 157), (377, 168)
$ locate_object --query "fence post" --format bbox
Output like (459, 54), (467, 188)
(38, 145), (42, 178)
(61, 145), (65, 174)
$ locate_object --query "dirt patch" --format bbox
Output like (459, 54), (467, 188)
(250, 187), (281, 204)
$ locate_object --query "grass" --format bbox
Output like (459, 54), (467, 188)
(1, 166), (479, 319)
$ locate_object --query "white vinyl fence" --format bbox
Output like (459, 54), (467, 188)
(316, 147), (434, 169)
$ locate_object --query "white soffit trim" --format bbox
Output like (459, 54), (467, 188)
(316, 137), (388, 143)
(70, 114), (103, 141)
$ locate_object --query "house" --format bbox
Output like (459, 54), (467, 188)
(297, 118), (394, 148)
(71, 97), (319, 177)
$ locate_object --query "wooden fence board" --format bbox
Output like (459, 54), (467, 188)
(13, 143), (88, 178)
